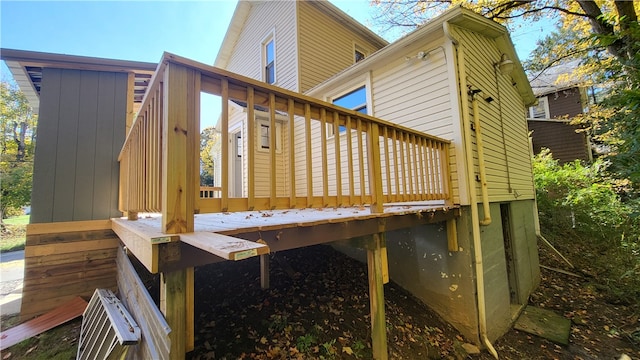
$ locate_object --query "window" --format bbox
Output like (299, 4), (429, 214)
(331, 86), (368, 135)
(257, 118), (282, 152)
(334, 86), (367, 114)
(354, 44), (367, 63)
(260, 124), (270, 149)
(236, 133), (242, 158)
(528, 96), (549, 119)
(263, 36), (275, 84)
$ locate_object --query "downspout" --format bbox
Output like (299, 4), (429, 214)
(443, 21), (499, 360)
(471, 95), (492, 226)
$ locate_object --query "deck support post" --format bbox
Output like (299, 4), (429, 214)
(367, 231), (388, 360)
(447, 218), (459, 251)
(260, 254), (270, 289)
(161, 268), (192, 360)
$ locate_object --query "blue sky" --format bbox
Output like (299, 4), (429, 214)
(1, 1), (552, 128)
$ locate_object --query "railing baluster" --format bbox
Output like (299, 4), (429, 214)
(247, 87), (255, 210)
(156, 85), (163, 212)
(220, 78), (229, 212)
(357, 118), (365, 205)
(346, 116), (354, 206)
(333, 112), (342, 207)
(428, 139), (437, 200)
(419, 137), (426, 200)
(392, 129), (399, 203)
(320, 108), (329, 206)
(399, 132), (406, 201)
(407, 134), (415, 201)
(269, 93), (277, 209)
(304, 103), (313, 207)
(383, 126), (391, 200)
(288, 99), (296, 208)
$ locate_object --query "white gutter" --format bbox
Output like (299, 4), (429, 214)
(443, 21), (499, 360)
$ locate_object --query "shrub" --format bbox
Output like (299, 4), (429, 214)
(533, 149), (640, 303)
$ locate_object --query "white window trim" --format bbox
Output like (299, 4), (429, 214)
(262, 30), (276, 84)
(528, 96), (550, 119)
(325, 72), (373, 138)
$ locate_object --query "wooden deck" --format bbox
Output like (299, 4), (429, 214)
(113, 201), (458, 274)
(112, 53), (457, 359)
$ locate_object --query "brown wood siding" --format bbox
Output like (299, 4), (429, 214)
(528, 120), (590, 163)
(31, 68), (128, 223)
(547, 87), (583, 118)
(20, 222), (119, 320)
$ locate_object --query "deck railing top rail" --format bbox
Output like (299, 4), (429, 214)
(119, 52), (452, 234)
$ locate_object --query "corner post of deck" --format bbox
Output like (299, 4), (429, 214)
(161, 60), (199, 233)
(161, 59), (199, 359)
(366, 228), (389, 360)
(367, 122), (384, 213)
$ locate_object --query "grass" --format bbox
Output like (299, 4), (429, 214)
(1, 215), (29, 253)
(3, 215), (30, 225)
(0, 315), (81, 360)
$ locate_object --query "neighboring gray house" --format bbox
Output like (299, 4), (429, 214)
(528, 61), (593, 163)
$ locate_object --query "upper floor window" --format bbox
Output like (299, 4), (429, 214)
(354, 44), (367, 63)
(528, 96), (549, 119)
(263, 35), (275, 84)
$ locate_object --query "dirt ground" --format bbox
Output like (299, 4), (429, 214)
(1, 242), (638, 359)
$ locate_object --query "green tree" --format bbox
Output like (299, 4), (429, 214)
(200, 126), (219, 186)
(526, 15), (640, 188)
(372, 1), (639, 65)
(1, 82), (37, 220)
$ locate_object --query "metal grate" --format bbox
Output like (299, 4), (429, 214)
(77, 288), (141, 360)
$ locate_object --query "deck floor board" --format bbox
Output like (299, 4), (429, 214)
(113, 202), (457, 272)
(127, 202), (451, 236)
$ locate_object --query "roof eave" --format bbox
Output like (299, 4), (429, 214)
(1, 48), (158, 115)
(309, 1), (388, 48)
(214, 1), (252, 68)
(306, 7), (536, 106)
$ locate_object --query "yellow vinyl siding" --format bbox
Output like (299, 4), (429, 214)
(297, 1), (384, 93)
(225, 106), (290, 199)
(370, 34), (460, 203)
(453, 25), (535, 202)
(225, 1), (298, 91)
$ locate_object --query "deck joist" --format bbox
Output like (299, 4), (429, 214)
(112, 202), (458, 273)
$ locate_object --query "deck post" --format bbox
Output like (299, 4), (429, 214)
(161, 61), (200, 234)
(161, 61), (199, 359)
(260, 254), (270, 289)
(367, 123), (384, 213)
(367, 232), (388, 360)
(161, 269), (187, 360)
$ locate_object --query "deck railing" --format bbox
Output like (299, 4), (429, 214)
(119, 53), (451, 233)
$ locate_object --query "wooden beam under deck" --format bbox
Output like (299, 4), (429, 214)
(112, 204), (458, 273)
